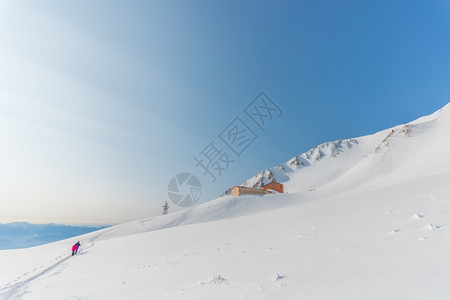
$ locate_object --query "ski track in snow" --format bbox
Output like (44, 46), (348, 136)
(0, 227), (113, 300)
(0, 254), (70, 300)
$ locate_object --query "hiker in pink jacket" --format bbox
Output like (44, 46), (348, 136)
(71, 241), (81, 256)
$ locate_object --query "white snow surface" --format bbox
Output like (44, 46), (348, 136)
(1, 103), (450, 300)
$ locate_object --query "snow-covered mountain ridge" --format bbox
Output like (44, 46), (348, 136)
(237, 103), (450, 194)
(237, 138), (361, 190)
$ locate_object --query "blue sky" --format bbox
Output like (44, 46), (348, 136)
(0, 0), (449, 225)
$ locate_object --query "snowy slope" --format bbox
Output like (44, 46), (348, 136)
(1, 103), (449, 300)
(239, 103), (450, 194)
(226, 130), (387, 196)
(321, 103), (450, 194)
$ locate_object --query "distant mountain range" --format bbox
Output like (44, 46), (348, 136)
(0, 222), (108, 250)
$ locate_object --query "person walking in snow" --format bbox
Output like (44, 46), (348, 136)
(72, 241), (81, 256)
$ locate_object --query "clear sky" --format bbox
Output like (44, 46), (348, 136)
(0, 0), (449, 225)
